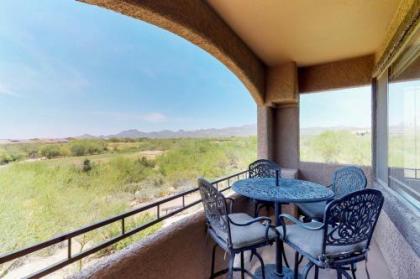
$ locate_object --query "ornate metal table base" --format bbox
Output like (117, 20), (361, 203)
(254, 265), (301, 279)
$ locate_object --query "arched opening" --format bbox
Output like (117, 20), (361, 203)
(0, 1), (258, 277)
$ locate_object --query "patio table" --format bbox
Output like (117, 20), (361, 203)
(232, 177), (334, 278)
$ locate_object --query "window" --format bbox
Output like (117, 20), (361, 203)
(388, 29), (420, 208)
(300, 87), (372, 165)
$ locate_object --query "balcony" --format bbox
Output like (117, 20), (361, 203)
(66, 168), (393, 279)
(0, 166), (412, 278)
(1, 0), (419, 278)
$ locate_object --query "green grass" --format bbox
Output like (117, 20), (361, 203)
(300, 130), (372, 165)
(0, 137), (257, 255)
(3, 131), (417, 257)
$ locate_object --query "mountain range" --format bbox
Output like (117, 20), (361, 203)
(2, 124), (380, 143)
(79, 124), (374, 139)
(79, 124), (257, 139)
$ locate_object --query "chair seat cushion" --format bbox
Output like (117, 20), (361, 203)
(296, 201), (327, 220)
(276, 221), (366, 260)
(214, 213), (277, 249)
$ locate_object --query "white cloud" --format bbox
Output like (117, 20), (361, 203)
(142, 112), (167, 122)
(0, 82), (18, 97)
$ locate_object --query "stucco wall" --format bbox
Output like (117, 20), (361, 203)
(298, 161), (373, 186)
(372, 182), (420, 279)
(257, 105), (273, 160)
(265, 62), (298, 105)
(272, 105), (299, 169)
(71, 194), (254, 279)
(78, 0), (266, 105)
(298, 55), (374, 93)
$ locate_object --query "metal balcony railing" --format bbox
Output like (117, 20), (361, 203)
(0, 170), (249, 278)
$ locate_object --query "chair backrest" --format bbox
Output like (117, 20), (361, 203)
(198, 178), (231, 245)
(322, 189), (384, 257)
(248, 159), (281, 178)
(331, 166), (367, 198)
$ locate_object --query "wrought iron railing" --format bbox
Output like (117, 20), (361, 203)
(404, 168), (420, 180)
(0, 170), (248, 278)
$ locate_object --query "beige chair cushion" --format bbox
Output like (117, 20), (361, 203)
(276, 221), (366, 259)
(214, 213), (277, 249)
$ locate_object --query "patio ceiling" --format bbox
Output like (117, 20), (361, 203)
(208, 0), (401, 67)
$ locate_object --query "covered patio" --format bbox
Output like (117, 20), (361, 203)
(1, 0), (418, 278)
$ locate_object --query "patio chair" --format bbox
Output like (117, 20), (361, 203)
(277, 189), (384, 279)
(297, 166), (367, 221)
(248, 159), (281, 217)
(198, 178), (277, 279)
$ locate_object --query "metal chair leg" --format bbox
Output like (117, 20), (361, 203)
(351, 263), (357, 279)
(240, 252), (245, 279)
(294, 252), (300, 279)
(336, 269), (352, 279)
(253, 250), (266, 279)
(249, 249), (255, 262)
(210, 244), (217, 279)
(314, 266), (319, 279)
(227, 253), (235, 279)
(280, 242), (290, 267)
(298, 254), (304, 264)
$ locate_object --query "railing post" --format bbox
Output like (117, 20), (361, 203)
(68, 238), (72, 260)
(157, 204), (160, 219)
(182, 195), (185, 208)
(122, 218), (125, 235)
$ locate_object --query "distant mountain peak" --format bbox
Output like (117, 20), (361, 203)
(107, 124), (257, 139)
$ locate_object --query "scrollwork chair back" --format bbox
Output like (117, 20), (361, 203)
(322, 189), (384, 258)
(198, 178), (232, 246)
(332, 166), (367, 199)
(248, 159), (281, 178)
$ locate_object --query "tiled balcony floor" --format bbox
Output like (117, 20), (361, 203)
(232, 239), (391, 279)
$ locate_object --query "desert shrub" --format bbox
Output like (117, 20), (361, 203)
(40, 145), (63, 159)
(0, 150), (14, 164)
(301, 130), (371, 165)
(70, 143), (86, 156)
(70, 140), (106, 156)
(138, 156), (155, 168)
(0, 137), (257, 256)
(82, 159), (92, 172)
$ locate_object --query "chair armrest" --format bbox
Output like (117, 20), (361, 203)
(225, 197), (235, 213)
(228, 216), (271, 226)
(228, 216), (275, 242)
(278, 213), (325, 239)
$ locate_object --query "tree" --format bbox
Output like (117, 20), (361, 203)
(40, 145), (62, 159)
(312, 131), (342, 163)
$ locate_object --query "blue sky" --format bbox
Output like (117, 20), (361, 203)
(0, 0), (374, 139)
(0, 0), (256, 139)
(300, 86), (371, 129)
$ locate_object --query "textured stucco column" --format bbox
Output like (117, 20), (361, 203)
(264, 62), (299, 168)
(257, 105), (273, 159)
(272, 104), (300, 169)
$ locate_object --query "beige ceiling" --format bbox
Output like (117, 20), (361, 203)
(208, 0), (401, 67)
